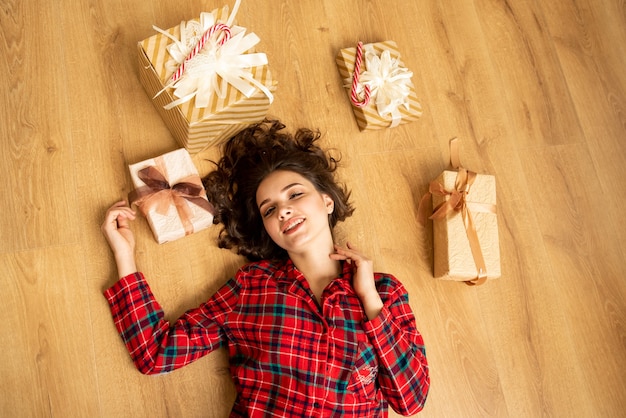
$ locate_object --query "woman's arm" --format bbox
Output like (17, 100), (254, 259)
(104, 272), (238, 374)
(331, 242), (430, 414)
(101, 200), (236, 374)
(364, 276), (430, 415)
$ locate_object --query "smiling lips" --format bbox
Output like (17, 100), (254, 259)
(282, 217), (304, 234)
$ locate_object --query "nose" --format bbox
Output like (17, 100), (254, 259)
(278, 204), (292, 220)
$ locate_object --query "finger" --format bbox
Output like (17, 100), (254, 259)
(329, 252), (348, 261)
(333, 247), (359, 266)
(347, 241), (363, 251)
(103, 207), (136, 231)
(119, 207), (137, 220)
(116, 214), (132, 229)
(105, 211), (133, 229)
(335, 244), (362, 259)
(109, 200), (129, 211)
(344, 241), (363, 253)
(333, 244), (349, 255)
(330, 254), (353, 267)
(108, 203), (136, 218)
(331, 244), (354, 260)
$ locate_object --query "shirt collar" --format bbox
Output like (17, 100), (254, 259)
(275, 259), (355, 297)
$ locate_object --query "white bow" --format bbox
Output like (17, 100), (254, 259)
(153, 2), (273, 109)
(350, 45), (413, 126)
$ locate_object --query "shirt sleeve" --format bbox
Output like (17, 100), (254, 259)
(103, 272), (240, 375)
(362, 276), (430, 415)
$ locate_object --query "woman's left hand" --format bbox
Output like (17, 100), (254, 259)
(331, 242), (383, 320)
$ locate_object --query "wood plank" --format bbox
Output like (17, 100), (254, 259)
(0, 246), (99, 416)
(542, 0), (626, 239)
(518, 143), (626, 414)
(0, 1), (80, 252)
(474, 0), (586, 148)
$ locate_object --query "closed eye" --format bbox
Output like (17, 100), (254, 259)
(258, 185), (305, 218)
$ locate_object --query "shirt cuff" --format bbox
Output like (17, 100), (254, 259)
(362, 305), (391, 336)
(103, 272), (145, 303)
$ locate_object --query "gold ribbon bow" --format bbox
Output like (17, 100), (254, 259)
(418, 138), (497, 285)
(129, 164), (215, 237)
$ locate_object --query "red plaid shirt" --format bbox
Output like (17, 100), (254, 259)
(104, 259), (429, 417)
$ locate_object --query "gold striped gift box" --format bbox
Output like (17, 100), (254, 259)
(138, 9), (277, 154)
(336, 40), (422, 131)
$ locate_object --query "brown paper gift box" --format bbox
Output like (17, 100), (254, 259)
(431, 169), (501, 284)
(336, 40), (422, 131)
(128, 148), (215, 244)
(137, 7), (277, 154)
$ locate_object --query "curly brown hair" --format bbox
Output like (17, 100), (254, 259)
(203, 120), (354, 261)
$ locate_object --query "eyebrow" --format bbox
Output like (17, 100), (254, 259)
(258, 182), (303, 210)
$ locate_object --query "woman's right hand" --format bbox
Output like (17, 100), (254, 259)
(101, 200), (138, 277)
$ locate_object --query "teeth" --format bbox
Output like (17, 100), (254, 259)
(284, 219), (303, 232)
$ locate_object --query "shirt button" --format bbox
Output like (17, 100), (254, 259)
(313, 402), (320, 408)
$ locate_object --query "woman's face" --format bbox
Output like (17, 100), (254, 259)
(256, 170), (335, 255)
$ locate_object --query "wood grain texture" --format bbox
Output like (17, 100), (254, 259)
(0, 0), (624, 416)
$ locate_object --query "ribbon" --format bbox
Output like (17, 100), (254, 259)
(417, 138), (497, 285)
(346, 42), (414, 127)
(129, 162), (216, 237)
(153, 0), (274, 109)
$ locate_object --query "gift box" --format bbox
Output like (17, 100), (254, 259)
(336, 40), (422, 131)
(420, 139), (500, 285)
(128, 148), (215, 244)
(138, 1), (277, 154)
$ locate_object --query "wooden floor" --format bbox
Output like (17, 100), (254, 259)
(1, 0), (625, 416)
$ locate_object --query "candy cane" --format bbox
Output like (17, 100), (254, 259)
(350, 41), (371, 107)
(172, 23), (232, 82)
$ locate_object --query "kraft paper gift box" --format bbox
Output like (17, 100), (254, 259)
(336, 40), (422, 131)
(421, 139), (501, 285)
(128, 148), (215, 244)
(138, 1), (277, 154)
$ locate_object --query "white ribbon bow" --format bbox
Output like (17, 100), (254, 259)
(349, 45), (413, 127)
(153, 1), (273, 109)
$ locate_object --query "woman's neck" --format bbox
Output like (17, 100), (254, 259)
(290, 245), (341, 302)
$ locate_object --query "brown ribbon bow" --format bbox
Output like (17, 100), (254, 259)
(129, 165), (215, 237)
(418, 138), (497, 285)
